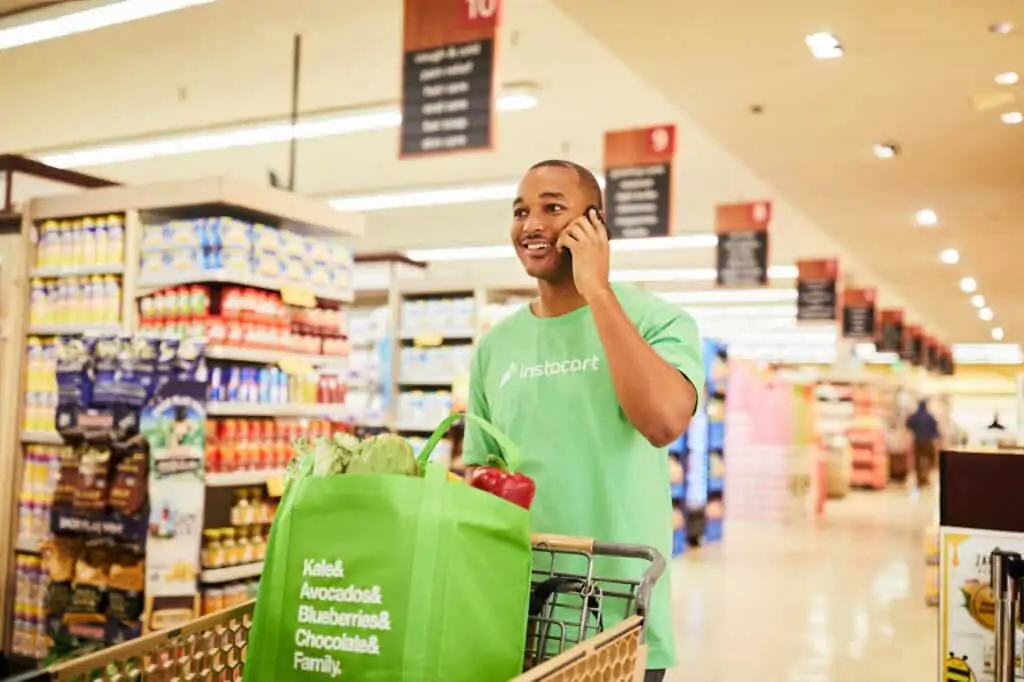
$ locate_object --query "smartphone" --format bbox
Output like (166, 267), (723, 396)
(562, 205), (610, 264)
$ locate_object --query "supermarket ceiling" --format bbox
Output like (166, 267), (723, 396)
(0, 0), (1022, 344)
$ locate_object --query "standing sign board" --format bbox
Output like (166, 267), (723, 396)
(795, 258), (838, 322)
(400, 0), (500, 157)
(602, 125), (675, 239)
(841, 287), (877, 339)
(715, 201), (771, 287)
(877, 309), (904, 353)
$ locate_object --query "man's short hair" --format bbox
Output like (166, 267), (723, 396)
(528, 159), (603, 209)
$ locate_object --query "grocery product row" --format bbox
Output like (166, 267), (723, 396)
(139, 285), (349, 356)
(29, 276), (122, 328)
(206, 418), (320, 474)
(398, 345), (473, 385)
(207, 363), (345, 406)
(34, 215), (125, 271)
(201, 526), (270, 570)
(400, 295), (476, 337)
(139, 216), (353, 290)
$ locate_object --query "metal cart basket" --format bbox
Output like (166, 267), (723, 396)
(25, 534), (665, 682)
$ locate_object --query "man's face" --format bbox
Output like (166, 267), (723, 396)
(510, 166), (585, 281)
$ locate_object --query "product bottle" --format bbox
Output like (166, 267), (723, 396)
(107, 215), (124, 265)
(81, 217), (96, 267)
(28, 280), (45, 326)
(37, 222), (57, 269)
(94, 216), (109, 266)
(103, 276), (121, 324)
(57, 221), (71, 268)
(70, 220), (83, 269)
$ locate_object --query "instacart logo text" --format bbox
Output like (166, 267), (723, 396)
(500, 355), (601, 387)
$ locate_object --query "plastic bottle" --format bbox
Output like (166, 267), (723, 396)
(81, 217), (97, 267)
(57, 221), (71, 268)
(106, 215), (124, 265)
(94, 216), (109, 267)
(70, 220), (83, 269)
(28, 280), (45, 326)
(103, 276), (121, 324)
(37, 221), (57, 269)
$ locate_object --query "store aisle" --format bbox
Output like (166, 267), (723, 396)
(667, 489), (937, 682)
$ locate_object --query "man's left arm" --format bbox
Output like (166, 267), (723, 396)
(588, 290), (704, 447)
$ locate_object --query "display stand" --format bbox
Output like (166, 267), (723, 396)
(1, 178), (364, 665)
(937, 448), (1024, 682)
(725, 362), (816, 524)
(668, 338), (728, 555)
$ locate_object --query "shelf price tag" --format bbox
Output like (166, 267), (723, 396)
(278, 356), (315, 376)
(266, 473), (285, 498)
(413, 333), (444, 348)
(281, 284), (316, 308)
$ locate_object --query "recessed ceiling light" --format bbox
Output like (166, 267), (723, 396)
(915, 208), (938, 226)
(939, 248), (960, 264)
(980, 307), (994, 321)
(972, 294), (986, 308)
(873, 142), (898, 159)
(993, 327), (1005, 341)
(989, 21), (1014, 35)
(960, 276), (978, 293)
(1001, 111), (1023, 125)
(805, 32), (843, 60)
(995, 72), (1020, 86)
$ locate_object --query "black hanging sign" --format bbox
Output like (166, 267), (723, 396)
(841, 287), (877, 339)
(603, 125), (675, 239)
(796, 258), (838, 322)
(715, 201), (771, 287)
(400, 0), (500, 157)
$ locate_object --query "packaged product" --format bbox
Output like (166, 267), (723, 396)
(72, 444), (112, 512)
(54, 337), (96, 437)
(106, 553), (145, 621)
(67, 545), (112, 615)
(54, 446), (82, 508)
(108, 445), (148, 518)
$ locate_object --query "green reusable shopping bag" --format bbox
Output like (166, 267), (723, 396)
(242, 414), (532, 682)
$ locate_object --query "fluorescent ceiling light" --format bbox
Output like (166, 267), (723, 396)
(0, 0), (217, 51)
(915, 208), (938, 226)
(979, 307), (994, 321)
(960, 276), (978, 293)
(658, 288), (798, 305)
(334, 166), (593, 213)
(993, 327), (1005, 341)
(1001, 111), (1023, 125)
(939, 248), (960, 264)
(405, 234), (715, 263)
(972, 294), (986, 308)
(805, 32), (843, 59)
(612, 264), (797, 283)
(989, 21), (1014, 35)
(995, 72), (1020, 85)
(39, 88), (538, 168)
(953, 343), (1021, 364)
(683, 305), (797, 319)
(872, 143), (898, 159)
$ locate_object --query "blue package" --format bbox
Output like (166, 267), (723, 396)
(91, 336), (122, 407)
(226, 366), (242, 402)
(258, 368), (272, 404)
(209, 365), (224, 402)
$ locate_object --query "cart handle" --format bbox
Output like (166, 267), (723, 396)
(531, 534), (667, 623)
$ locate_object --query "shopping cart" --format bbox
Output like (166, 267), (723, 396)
(27, 534), (664, 682)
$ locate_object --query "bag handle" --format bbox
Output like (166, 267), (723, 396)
(417, 412), (522, 472)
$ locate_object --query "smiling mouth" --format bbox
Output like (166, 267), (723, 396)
(523, 242), (552, 252)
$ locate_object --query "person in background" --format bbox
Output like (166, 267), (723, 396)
(906, 398), (940, 487)
(462, 159), (705, 682)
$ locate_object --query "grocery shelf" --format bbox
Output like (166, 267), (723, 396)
(27, 323), (122, 336)
(205, 344), (349, 368)
(199, 562), (264, 585)
(136, 269), (353, 303)
(207, 469), (286, 488)
(206, 402), (349, 420)
(397, 377), (455, 388)
(30, 263), (124, 278)
(20, 431), (63, 445)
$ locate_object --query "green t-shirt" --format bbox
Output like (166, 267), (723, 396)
(463, 284), (705, 671)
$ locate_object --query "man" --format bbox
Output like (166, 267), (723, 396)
(906, 398), (940, 487)
(463, 160), (704, 681)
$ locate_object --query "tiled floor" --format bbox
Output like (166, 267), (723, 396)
(666, 488), (938, 681)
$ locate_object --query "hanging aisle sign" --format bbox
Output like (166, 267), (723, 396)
(602, 124), (675, 239)
(715, 201), (771, 286)
(925, 336), (939, 373)
(400, 0), (500, 157)
(795, 258), (838, 322)
(840, 287), (877, 339)
(903, 325), (924, 366)
(876, 309), (904, 353)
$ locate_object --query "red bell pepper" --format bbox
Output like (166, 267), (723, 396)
(469, 455), (536, 510)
